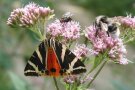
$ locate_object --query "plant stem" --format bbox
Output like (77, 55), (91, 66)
(86, 60), (107, 88)
(73, 83), (78, 90)
(43, 18), (46, 39)
(53, 77), (60, 90)
(69, 84), (72, 90)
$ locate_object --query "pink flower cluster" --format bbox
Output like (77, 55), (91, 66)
(118, 15), (135, 28)
(73, 44), (89, 59)
(7, 2), (54, 27)
(63, 75), (78, 84)
(47, 19), (81, 40)
(85, 25), (128, 64)
(7, 8), (24, 26)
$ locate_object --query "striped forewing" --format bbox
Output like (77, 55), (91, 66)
(24, 41), (46, 76)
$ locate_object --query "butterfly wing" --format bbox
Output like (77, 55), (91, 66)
(24, 41), (46, 76)
(53, 40), (86, 75)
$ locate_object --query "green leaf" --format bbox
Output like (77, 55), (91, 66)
(8, 71), (28, 90)
(0, 50), (12, 69)
(77, 86), (84, 90)
(0, 71), (14, 90)
(65, 84), (70, 90)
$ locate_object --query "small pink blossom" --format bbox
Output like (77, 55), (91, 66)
(80, 75), (93, 84)
(119, 57), (129, 65)
(118, 15), (135, 28)
(108, 39), (127, 62)
(7, 8), (24, 26)
(62, 21), (80, 40)
(63, 75), (78, 84)
(85, 26), (96, 42)
(47, 19), (62, 37)
(73, 44), (89, 59)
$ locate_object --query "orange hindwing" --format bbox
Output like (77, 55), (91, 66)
(46, 47), (61, 76)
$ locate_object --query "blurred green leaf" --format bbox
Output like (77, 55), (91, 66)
(8, 71), (28, 90)
(0, 50), (12, 69)
(0, 71), (14, 90)
(72, 0), (135, 16)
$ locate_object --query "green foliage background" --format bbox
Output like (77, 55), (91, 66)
(0, 0), (135, 90)
(72, 0), (135, 16)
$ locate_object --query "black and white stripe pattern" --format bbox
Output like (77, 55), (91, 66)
(24, 39), (86, 76)
(24, 41), (46, 76)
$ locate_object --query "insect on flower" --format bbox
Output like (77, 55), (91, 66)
(47, 12), (81, 40)
(24, 38), (86, 77)
(94, 15), (120, 38)
(60, 17), (72, 23)
(60, 12), (72, 23)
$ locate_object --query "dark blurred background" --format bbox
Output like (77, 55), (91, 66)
(0, 0), (135, 90)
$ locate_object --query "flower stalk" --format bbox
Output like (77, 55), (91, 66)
(53, 77), (60, 90)
(86, 60), (108, 88)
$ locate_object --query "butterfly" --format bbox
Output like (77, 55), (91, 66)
(24, 38), (86, 77)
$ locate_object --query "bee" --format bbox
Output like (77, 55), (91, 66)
(60, 17), (72, 23)
(107, 22), (120, 38)
(94, 15), (120, 38)
(60, 12), (72, 23)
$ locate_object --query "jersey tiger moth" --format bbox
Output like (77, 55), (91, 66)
(24, 38), (86, 76)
